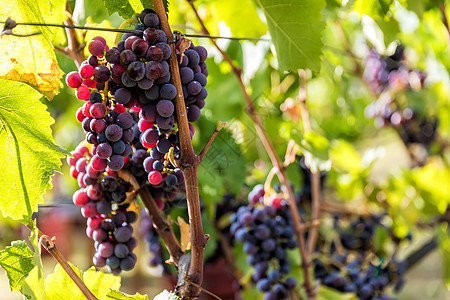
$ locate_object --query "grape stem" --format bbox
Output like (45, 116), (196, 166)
(297, 70), (323, 256)
(439, 4), (450, 55)
(153, 0), (207, 298)
(186, 1), (316, 299)
(138, 186), (184, 264)
(27, 226), (98, 300)
(198, 121), (226, 162)
(54, 4), (85, 67)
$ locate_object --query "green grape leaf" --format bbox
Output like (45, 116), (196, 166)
(103, 0), (169, 19)
(255, 0), (326, 72)
(45, 264), (121, 299)
(299, 131), (331, 173)
(107, 290), (149, 299)
(0, 241), (35, 292)
(210, 0), (267, 38)
(0, 79), (68, 223)
(353, 0), (394, 18)
(0, 0), (64, 99)
(437, 224), (450, 289)
(22, 224), (45, 300)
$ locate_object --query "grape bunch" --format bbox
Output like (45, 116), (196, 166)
(67, 144), (138, 274)
(313, 254), (407, 300)
(230, 185), (298, 300)
(140, 210), (167, 269)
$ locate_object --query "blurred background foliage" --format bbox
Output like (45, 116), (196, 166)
(1, 0), (449, 299)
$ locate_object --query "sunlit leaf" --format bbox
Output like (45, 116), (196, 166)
(255, 0), (325, 72)
(299, 131), (331, 173)
(107, 290), (149, 300)
(0, 241), (34, 292)
(0, 80), (68, 223)
(0, 0), (64, 99)
(103, 0), (169, 19)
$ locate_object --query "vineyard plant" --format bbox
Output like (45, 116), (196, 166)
(0, 0), (450, 300)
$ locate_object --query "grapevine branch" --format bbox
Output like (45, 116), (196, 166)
(439, 4), (450, 55)
(138, 186), (184, 264)
(153, 0), (206, 297)
(186, 1), (316, 298)
(26, 226), (97, 300)
(198, 121), (226, 162)
(62, 4), (85, 67)
(297, 70), (322, 255)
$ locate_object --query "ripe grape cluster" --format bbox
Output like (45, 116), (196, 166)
(313, 255), (406, 300)
(313, 215), (408, 299)
(140, 210), (167, 269)
(362, 46), (437, 148)
(231, 185), (298, 300)
(68, 144), (138, 274)
(65, 8), (209, 274)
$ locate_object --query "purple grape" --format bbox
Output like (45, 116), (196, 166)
(145, 61), (163, 80)
(119, 49), (137, 66)
(187, 80), (202, 95)
(187, 105), (201, 122)
(155, 115), (174, 130)
(156, 138), (172, 153)
(194, 73), (207, 86)
(114, 226), (132, 242)
(120, 255), (135, 271)
(121, 72), (137, 87)
(156, 30), (167, 43)
(143, 28), (158, 44)
(185, 49), (200, 68)
(145, 85), (160, 100)
(194, 46), (208, 62)
(140, 104), (157, 121)
(143, 13), (159, 27)
(107, 154), (124, 171)
(156, 100), (174, 117)
(146, 46), (163, 62)
(127, 61), (145, 81)
(157, 42), (172, 60)
(105, 124), (123, 142)
(93, 65), (110, 83)
(106, 48), (120, 64)
(138, 78), (154, 90)
(142, 128), (159, 144)
(132, 39), (149, 57)
(97, 143), (113, 159)
(114, 88), (131, 104)
(160, 61), (169, 76)
(116, 112), (134, 129)
(180, 67), (194, 84)
(114, 244), (130, 258)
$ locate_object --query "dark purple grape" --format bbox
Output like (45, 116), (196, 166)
(179, 54), (189, 67)
(156, 100), (174, 117)
(143, 28), (157, 44)
(156, 138), (172, 153)
(119, 49), (137, 66)
(90, 119), (106, 133)
(159, 84), (177, 100)
(155, 115), (174, 130)
(114, 88), (131, 104)
(194, 46), (208, 62)
(142, 128), (159, 144)
(197, 87), (208, 100)
(180, 67), (194, 84)
(112, 141), (126, 154)
(146, 46), (163, 61)
(105, 124), (123, 142)
(156, 29), (167, 42)
(144, 85), (160, 100)
(127, 61), (145, 81)
(93, 65), (110, 83)
(121, 72), (137, 88)
(194, 73), (207, 86)
(114, 244), (130, 258)
(97, 143), (113, 159)
(150, 147), (164, 159)
(187, 105), (201, 122)
(97, 201), (112, 215)
(138, 78), (154, 90)
(143, 13), (159, 27)
(145, 61), (163, 80)
(155, 72), (170, 85)
(116, 112), (134, 129)
(89, 91), (103, 103)
(107, 154), (124, 171)
(160, 61), (169, 77)
(185, 49), (200, 68)
(187, 80), (202, 95)
(106, 48), (120, 64)
(106, 256), (120, 269)
(140, 104), (157, 121)
(115, 226), (132, 242)
(132, 39), (149, 57)
(152, 160), (163, 171)
(88, 55), (98, 66)
(140, 8), (156, 23)
(165, 174), (178, 186)
(157, 42), (172, 60)
(100, 176), (117, 192)
(120, 255), (135, 271)
(117, 41), (125, 51)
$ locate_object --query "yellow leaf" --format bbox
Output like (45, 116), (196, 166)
(177, 217), (191, 251)
(0, 0), (64, 99)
